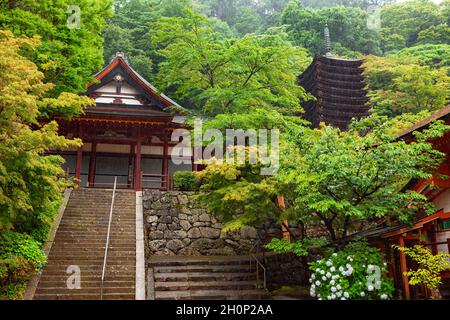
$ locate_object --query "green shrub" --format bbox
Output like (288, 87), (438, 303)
(173, 171), (201, 191)
(308, 241), (394, 300)
(0, 231), (47, 299)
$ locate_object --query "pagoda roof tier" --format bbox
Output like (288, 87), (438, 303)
(298, 55), (370, 131)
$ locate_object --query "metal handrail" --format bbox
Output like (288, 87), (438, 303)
(100, 176), (117, 300)
(249, 239), (267, 290)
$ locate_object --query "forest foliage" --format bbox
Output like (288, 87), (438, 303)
(0, 0), (449, 299)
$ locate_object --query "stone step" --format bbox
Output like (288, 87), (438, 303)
(33, 292), (135, 300)
(155, 280), (258, 291)
(53, 235), (136, 245)
(60, 217), (136, 222)
(46, 255), (136, 262)
(153, 265), (254, 273)
(148, 256), (253, 267)
(42, 261), (135, 269)
(39, 275), (135, 282)
(35, 286), (135, 295)
(36, 280), (135, 288)
(55, 227), (135, 233)
(41, 269), (136, 277)
(154, 272), (257, 282)
(57, 224), (135, 229)
(51, 240), (135, 245)
(155, 289), (269, 300)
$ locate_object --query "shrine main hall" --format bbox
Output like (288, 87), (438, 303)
(53, 52), (192, 191)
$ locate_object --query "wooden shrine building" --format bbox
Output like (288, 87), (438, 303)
(349, 107), (450, 299)
(298, 54), (370, 131)
(53, 52), (192, 190)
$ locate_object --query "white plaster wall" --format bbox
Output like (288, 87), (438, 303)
(142, 146), (163, 155)
(97, 144), (131, 154)
(433, 189), (450, 211)
(432, 190), (450, 254)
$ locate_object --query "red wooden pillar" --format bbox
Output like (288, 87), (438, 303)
(135, 138), (142, 191)
(162, 130), (169, 190)
(276, 195), (291, 243)
(431, 222), (438, 255)
(128, 143), (135, 189)
(75, 146), (83, 185)
(192, 146), (202, 172)
(88, 142), (96, 187)
(399, 236), (411, 300)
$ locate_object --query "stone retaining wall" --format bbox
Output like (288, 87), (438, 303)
(143, 190), (283, 256)
(263, 253), (309, 290)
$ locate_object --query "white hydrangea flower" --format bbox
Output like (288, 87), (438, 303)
(347, 256), (351, 260)
(332, 253), (337, 257)
(331, 287), (337, 292)
(318, 298), (322, 300)
(326, 260), (332, 267)
(322, 276), (327, 281)
(380, 294), (388, 300)
(330, 266), (335, 272)
(347, 268), (353, 275)
(346, 263), (352, 269)
(315, 280), (321, 286)
(311, 284), (316, 289)
(336, 284), (341, 290)
(331, 294), (336, 300)
(326, 272), (332, 278)
(309, 278), (313, 283)
(316, 268), (321, 273)
(320, 270), (325, 275)
(343, 292), (349, 298)
(310, 292), (316, 297)
(341, 297), (346, 300)
(311, 274), (316, 280)
(338, 266), (344, 272)
(368, 285), (374, 291)
(330, 280), (335, 286)
(327, 296), (331, 300)
(360, 292), (365, 297)
(336, 291), (342, 297)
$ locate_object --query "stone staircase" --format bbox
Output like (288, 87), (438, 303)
(148, 256), (270, 300)
(33, 188), (137, 300)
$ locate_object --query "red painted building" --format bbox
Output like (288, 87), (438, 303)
(52, 52), (192, 190)
(360, 107), (450, 299)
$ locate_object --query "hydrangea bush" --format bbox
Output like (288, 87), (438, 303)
(308, 242), (394, 300)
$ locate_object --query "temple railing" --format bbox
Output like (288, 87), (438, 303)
(87, 173), (131, 189)
(141, 173), (174, 191)
(100, 176), (117, 300)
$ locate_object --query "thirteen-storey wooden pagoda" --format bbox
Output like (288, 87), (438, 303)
(298, 55), (370, 130)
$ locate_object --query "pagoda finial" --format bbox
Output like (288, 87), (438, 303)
(112, 51), (129, 64)
(324, 24), (332, 57)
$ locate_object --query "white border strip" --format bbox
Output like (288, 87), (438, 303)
(135, 191), (146, 300)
